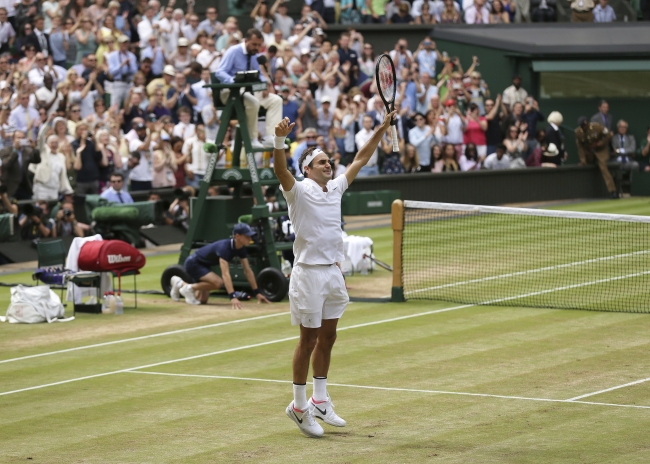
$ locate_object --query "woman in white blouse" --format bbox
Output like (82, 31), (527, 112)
(30, 134), (74, 200)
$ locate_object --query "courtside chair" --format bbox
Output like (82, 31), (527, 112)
(34, 239), (103, 315)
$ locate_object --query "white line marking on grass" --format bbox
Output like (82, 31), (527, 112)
(126, 371), (650, 411)
(567, 376), (650, 401)
(407, 250), (650, 296)
(0, 304), (472, 397)
(0, 312), (290, 365)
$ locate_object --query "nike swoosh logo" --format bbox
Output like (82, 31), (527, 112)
(314, 406), (327, 416)
(292, 410), (303, 424)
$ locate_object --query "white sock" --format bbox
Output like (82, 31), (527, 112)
(293, 383), (308, 411)
(313, 377), (327, 402)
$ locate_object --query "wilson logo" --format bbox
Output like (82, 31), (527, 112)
(107, 254), (132, 264)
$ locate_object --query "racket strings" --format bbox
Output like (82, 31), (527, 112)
(378, 58), (395, 102)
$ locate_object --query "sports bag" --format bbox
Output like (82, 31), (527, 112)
(77, 240), (146, 275)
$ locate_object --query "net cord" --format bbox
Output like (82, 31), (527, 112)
(404, 200), (650, 224)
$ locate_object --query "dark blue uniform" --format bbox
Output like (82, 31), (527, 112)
(184, 239), (248, 282)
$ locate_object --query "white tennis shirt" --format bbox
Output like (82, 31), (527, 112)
(280, 175), (348, 265)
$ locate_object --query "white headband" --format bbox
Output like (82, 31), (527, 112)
(302, 148), (325, 172)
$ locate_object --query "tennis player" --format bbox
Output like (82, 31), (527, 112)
(273, 111), (396, 438)
(170, 223), (271, 308)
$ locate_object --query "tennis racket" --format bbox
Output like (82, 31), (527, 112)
(375, 54), (399, 152)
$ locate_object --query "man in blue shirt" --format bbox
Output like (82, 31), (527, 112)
(100, 172), (134, 203)
(214, 28), (282, 148)
(106, 35), (138, 108)
(171, 223), (271, 308)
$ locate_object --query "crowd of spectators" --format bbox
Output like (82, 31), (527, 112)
(0, 0), (644, 244)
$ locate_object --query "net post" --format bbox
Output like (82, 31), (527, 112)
(391, 199), (405, 302)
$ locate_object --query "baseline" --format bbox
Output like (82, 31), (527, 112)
(127, 371), (650, 411)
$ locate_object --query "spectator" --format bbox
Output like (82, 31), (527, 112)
(0, 131), (40, 200)
(400, 143), (421, 173)
(415, 2), (436, 24)
(140, 35), (165, 77)
(414, 39), (439, 78)
(128, 123), (153, 191)
(571, 0), (595, 21)
(389, 38), (412, 76)
(147, 64), (175, 99)
(36, 74), (64, 118)
(53, 200), (84, 237)
(182, 15), (200, 45)
(165, 73), (197, 124)
(443, 99), (465, 157)
(172, 106), (195, 139)
(19, 201), (53, 239)
(439, 0), (462, 22)
(611, 119), (638, 168)
(27, 53), (59, 88)
(72, 124), (106, 194)
(9, 92), (40, 141)
(467, 71), (488, 115)
(389, 3), (415, 23)
(170, 136), (188, 187)
(106, 35), (137, 108)
(522, 96), (544, 152)
(316, 96), (334, 144)
(95, 128), (120, 189)
(459, 143), (482, 171)
(590, 99), (612, 131)
(501, 101), (526, 136)
(196, 38), (221, 73)
(69, 73), (103, 119)
(431, 144), (444, 172)
(409, 112), (435, 171)
(463, 103), (488, 158)
(31, 133), (73, 200)
(483, 144), (511, 170)
(504, 125), (528, 162)
(183, 124), (210, 188)
(73, 16), (96, 63)
(502, 74), (528, 111)
(365, 0), (388, 23)
(575, 116), (617, 197)
(441, 143), (460, 171)
(490, 0), (511, 22)
(465, 0), (490, 23)
(531, 0), (556, 21)
(280, 86), (299, 141)
(270, 0), (294, 39)
(354, 114), (379, 175)
(544, 111), (565, 163)
(152, 133), (177, 188)
(118, 151), (140, 187)
(25, 15), (52, 56)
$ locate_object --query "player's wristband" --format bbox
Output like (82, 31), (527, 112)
(274, 135), (286, 150)
(229, 292), (237, 300)
(251, 288), (261, 296)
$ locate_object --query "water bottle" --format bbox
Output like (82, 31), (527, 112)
(115, 295), (124, 315)
(102, 292), (115, 314)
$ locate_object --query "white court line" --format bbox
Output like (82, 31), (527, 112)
(0, 304), (471, 397)
(567, 376), (650, 401)
(126, 371), (650, 411)
(2, 272), (647, 398)
(0, 312), (290, 365)
(407, 250), (650, 296)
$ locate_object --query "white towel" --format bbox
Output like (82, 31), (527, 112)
(65, 235), (113, 303)
(343, 234), (373, 270)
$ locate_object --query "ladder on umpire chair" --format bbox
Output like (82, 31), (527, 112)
(178, 77), (288, 270)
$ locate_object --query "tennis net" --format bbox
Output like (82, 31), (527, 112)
(399, 200), (650, 313)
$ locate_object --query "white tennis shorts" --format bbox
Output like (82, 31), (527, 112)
(289, 263), (349, 328)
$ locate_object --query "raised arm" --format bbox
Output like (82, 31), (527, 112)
(273, 117), (296, 192)
(345, 110), (395, 185)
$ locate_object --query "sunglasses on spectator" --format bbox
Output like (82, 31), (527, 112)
(70, 109), (80, 112)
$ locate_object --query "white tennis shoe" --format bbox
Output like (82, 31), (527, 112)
(308, 396), (346, 427)
(170, 276), (182, 301)
(179, 283), (201, 305)
(286, 402), (324, 438)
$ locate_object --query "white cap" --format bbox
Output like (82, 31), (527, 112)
(321, 96), (331, 103)
(163, 65), (176, 76)
(191, 44), (202, 52)
(178, 37), (189, 47)
(300, 47), (311, 55)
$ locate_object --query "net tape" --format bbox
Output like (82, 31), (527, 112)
(401, 201), (650, 313)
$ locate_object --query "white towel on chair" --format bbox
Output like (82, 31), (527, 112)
(343, 234), (373, 270)
(65, 235), (112, 303)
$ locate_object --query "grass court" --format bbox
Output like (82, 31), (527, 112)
(2, 198), (650, 463)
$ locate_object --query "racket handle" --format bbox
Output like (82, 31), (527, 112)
(391, 126), (399, 152)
